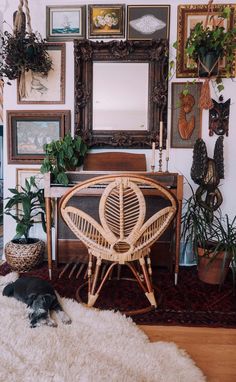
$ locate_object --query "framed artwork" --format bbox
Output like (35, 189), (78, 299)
(17, 43), (65, 104)
(7, 110), (71, 164)
(46, 5), (86, 41)
(177, 4), (236, 77)
(16, 169), (44, 221)
(127, 5), (170, 40)
(171, 82), (202, 149)
(88, 4), (125, 38)
(16, 169), (44, 191)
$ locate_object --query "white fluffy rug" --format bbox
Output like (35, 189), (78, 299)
(0, 273), (206, 382)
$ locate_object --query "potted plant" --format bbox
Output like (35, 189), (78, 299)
(181, 185), (236, 285)
(40, 134), (87, 186)
(4, 176), (46, 272)
(185, 8), (236, 92)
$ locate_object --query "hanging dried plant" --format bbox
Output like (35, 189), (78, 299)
(0, 30), (52, 83)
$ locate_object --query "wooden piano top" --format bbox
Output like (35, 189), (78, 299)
(44, 171), (183, 200)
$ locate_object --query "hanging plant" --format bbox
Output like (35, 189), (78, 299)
(0, 0), (52, 97)
(0, 31), (52, 82)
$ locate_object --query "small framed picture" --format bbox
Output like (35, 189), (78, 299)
(171, 82), (202, 149)
(17, 43), (65, 104)
(16, 169), (45, 221)
(88, 4), (125, 38)
(127, 5), (170, 40)
(16, 169), (44, 191)
(7, 110), (71, 164)
(46, 5), (86, 41)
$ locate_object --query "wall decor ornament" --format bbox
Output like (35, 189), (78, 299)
(74, 39), (168, 148)
(209, 97), (230, 136)
(88, 4), (125, 39)
(46, 5), (86, 42)
(176, 3), (236, 78)
(7, 110), (70, 164)
(191, 136), (224, 213)
(17, 43), (65, 104)
(171, 82), (202, 149)
(127, 5), (170, 40)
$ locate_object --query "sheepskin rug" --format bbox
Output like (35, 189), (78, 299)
(0, 273), (206, 382)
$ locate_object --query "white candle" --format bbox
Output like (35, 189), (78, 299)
(152, 141), (156, 167)
(166, 138), (169, 159)
(159, 121), (163, 149)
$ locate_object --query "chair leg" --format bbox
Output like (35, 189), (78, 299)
(139, 257), (157, 308)
(88, 258), (101, 307)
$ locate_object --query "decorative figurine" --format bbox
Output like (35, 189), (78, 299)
(191, 137), (224, 212)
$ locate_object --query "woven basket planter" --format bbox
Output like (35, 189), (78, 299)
(5, 238), (45, 272)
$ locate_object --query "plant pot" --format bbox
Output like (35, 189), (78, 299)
(198, 52), (220, 78)
(197, 247), (231, 285)
(5, 238), (45, 272)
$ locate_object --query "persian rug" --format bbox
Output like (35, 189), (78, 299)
(0, 262), (236, 328)
(0, 272), (206, 382)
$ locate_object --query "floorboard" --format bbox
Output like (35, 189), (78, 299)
(139, 325), (236, 382)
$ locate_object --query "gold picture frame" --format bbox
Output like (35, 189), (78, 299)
(176, 4), (236, 78)
(88, 4), (125, 39)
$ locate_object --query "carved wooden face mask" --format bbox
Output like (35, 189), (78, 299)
(209, 98), (230, 136)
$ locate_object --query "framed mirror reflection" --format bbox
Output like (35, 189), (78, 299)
(74, 39), (169, 148)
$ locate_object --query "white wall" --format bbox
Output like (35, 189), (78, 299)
(2, 0), (236, 247)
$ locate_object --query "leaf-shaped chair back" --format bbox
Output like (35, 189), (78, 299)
(60, 174), (177, 263)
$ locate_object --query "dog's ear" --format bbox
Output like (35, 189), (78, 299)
(26, 293), (37, 307)
(42, 294), (57, 307)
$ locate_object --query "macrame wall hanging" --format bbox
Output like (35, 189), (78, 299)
(0, 0), (52, 98)
(198, 0), (218, 110)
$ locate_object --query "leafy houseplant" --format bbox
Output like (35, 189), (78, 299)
(181, 185), (236, 285)
(4, 176), (46, 271)
(185, 9), (236, 92)
(40, 134), (87, 186)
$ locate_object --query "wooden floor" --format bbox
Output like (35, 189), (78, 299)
(139, 325), (236, 382)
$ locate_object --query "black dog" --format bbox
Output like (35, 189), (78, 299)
(3, 276), (71, 328)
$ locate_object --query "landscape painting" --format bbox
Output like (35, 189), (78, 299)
(46, 6), (86, 41)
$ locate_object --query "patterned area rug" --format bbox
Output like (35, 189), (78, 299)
(0, 262), (236, 328)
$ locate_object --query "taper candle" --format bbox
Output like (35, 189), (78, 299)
(152, 141), (156, 167)
(166, 138), (169, 159)
(159, 121), (163, 149)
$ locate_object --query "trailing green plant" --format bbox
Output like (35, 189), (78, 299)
(0, 30), (52, 83)
(4, 176), (46, 244)
(40, 134), (87, 186)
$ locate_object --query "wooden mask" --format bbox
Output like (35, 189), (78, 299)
(209, 98), (230, 136)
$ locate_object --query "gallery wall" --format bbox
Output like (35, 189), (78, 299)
(2, 0), (236, 247)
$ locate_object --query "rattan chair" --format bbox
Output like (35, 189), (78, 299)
(60, 174), (177, 312)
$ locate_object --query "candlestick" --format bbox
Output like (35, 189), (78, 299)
(151, 141), (156, 169)
(159, 121), (163, 149)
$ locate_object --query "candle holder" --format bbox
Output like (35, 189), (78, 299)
(165, 157), (169, 173)
(151, 165), (155, 173)
(158, 147), (163, 172)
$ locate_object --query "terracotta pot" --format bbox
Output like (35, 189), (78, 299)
(197, 247), (231, 285)
(5, 238), (45, 272)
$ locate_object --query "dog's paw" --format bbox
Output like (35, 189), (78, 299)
(62, 316), (72, 325)
(46, 318), (58, 327)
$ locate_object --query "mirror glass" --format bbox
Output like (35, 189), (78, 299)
(93, 62), (149, 131)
